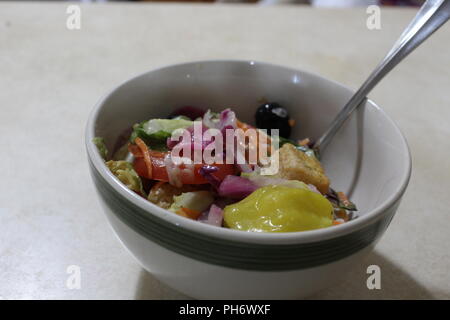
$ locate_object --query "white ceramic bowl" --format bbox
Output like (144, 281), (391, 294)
(85, 60), (411, 299)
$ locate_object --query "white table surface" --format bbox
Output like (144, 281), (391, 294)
(0, 2), (449, 300)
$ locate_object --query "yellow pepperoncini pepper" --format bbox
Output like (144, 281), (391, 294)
(223, 185), (333, 232)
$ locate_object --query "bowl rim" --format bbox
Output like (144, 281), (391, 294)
(85, 59), (412, 245)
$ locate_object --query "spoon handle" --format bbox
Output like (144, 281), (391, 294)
(313, 0), (450, 153)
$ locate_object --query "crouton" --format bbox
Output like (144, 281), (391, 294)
(274, 143), (330, 194)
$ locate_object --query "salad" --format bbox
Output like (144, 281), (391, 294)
(94, 103), (356, 233)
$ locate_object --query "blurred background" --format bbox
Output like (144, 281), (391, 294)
(0, 0), (425, 6)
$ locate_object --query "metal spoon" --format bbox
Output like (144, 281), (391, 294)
(313, 0), (450, 154)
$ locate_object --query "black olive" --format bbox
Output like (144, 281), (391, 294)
(255, 102), (292, 138)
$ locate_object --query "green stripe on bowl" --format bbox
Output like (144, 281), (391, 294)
(89, 160), (398, 271)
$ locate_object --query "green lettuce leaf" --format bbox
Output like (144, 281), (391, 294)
(93, 137), (108, 160)
(106, 160), (145, 196)
(130, 118), (193, 151)
(169, 191), (214, 213)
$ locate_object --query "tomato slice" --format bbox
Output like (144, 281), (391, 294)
(129, 144), (236, 184)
